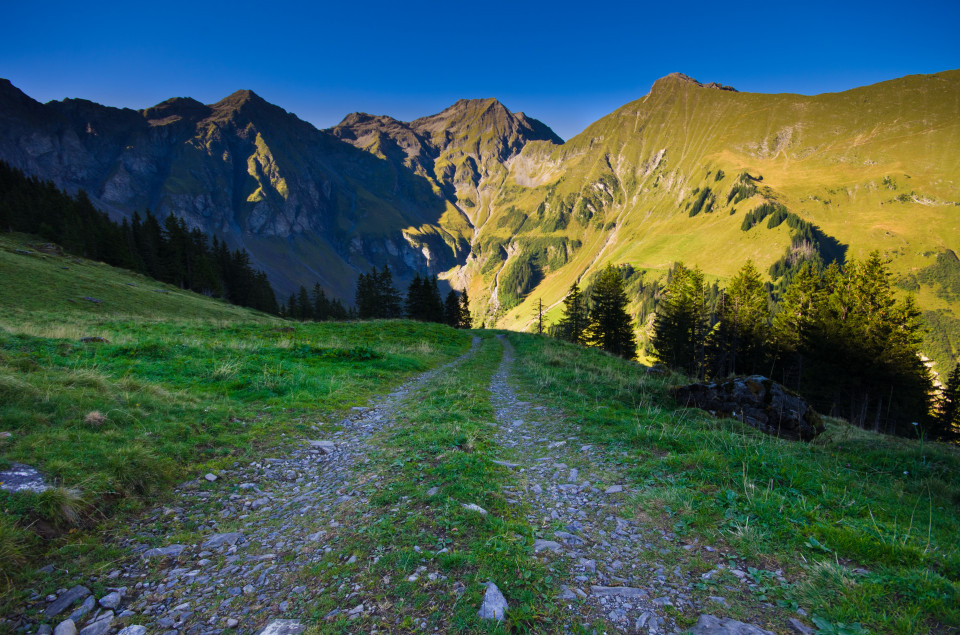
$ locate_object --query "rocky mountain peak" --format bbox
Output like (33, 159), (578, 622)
(142, 97), (211, 125)
(651, 73), (738, 93)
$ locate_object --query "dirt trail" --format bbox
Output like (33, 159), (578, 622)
(20, 340), (481, 635)
(490, 334), (703, 633)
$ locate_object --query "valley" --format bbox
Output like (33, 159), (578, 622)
(1, 71), (958, 371)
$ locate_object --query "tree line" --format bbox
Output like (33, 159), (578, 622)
(0, 161), (278, 314)
(548, 256), (956, 440)
(650, 255), (954, 440)
(282, 265), (472, 329)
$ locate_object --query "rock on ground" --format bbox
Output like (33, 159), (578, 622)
(478, 582), (508, 621)
(690, 614), (776, 635)
(671, 375), (823, 441)
(256, 620), (305, 635)
(43, 586), (90, 618)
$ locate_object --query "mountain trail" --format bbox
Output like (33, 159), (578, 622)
(21, 339), (482, 635)
(489, 334), (770, 633)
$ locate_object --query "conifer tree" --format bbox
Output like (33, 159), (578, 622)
(708, 260), (769, 377)
(405, 273), (426, 320)
(770, 261), (823, 389)
(444, 290), (461, 327)
(355, 270), (379, 319)
(653, 263), (711, 377)
(427, 275), (444, 323)
(533, 298), (545, 334)
(375, 265), (403, 318)
(458, 289), (472, 329)
(585, 265), (637, 360)
(556, 282), (589, 345)
(296, 285), (312, 321)
(936, 364), (960, 441)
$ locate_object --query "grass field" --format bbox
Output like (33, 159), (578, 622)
(0, 235), (471, 611)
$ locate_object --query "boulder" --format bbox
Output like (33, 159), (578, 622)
(671, 375), (823, 441)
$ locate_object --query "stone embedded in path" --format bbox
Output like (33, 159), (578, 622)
(533, 539), (562, 553)
(605, 484), (624, 494)
(53, 620), (77, 635)
(78, 612), (113, 635)
(477, 582), (508, 621)
(204, 473), (218, 481)
(141, 544), (187, 560)
(98, 591), (122, 609)
(44, 586), (91, 618)
(256, 620), (306, 635)
(590, 586), (648, 598)
(690, 615), (776, 635)
(116, 627), (147, 635)
(788, 618), (814, 634)
(202, 532), (243, 549)
(492, 460), (521, 468)
(307, 440), (337, 453)
(426, 486), (439, 497)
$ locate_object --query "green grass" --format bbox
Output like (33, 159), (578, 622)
(506, 333), (960, 634)
(0, 233), (265, 320)
(302, 333), (566, 633)
(0, 238), (473, 608)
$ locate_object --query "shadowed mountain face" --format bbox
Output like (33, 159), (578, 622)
(1, 72), (959, 371)
(0, 81), (561, 297)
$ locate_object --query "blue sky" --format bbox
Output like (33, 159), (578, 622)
(3, 0), (958, 140)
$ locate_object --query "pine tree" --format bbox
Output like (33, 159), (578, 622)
(585, 265), (637, 360)
(771, 261), (823, 390)
(444, 290), (461, 327)
(533, 298), (545, 335)
(556, 282), (589, 345)
(936, 364), (960, 441)
(405, 274), (426, 320)
(375, 265), (403, 318)
(459, 289), (472, 329)
(708, 260), (769, 377)
(297, 285), (312, 321)
(653, 263), (710, 377)
(355, 270), (378, 319)
(427, 276), (444, 323)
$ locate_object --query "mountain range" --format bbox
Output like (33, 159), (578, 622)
(1, 70), (958, 371)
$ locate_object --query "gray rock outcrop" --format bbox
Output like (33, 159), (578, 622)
(671, 375), (824, 441)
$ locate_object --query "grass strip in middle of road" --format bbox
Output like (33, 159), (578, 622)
(302, 333), (566, 632)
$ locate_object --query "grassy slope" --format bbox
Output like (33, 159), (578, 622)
(0, 236), (471, 608)
(507, 333), (960, 634)
(458, 70), (960, 370)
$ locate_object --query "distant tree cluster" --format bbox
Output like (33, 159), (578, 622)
(553, 264), (637, 360)
(282, 283), (350, 321)
(0, 161), (277, 314)
(651, 254), (948, 439)
(337, 266), (471, 328)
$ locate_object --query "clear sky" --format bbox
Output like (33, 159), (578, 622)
(3, 0), (958, 141)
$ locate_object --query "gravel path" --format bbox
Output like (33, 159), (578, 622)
(24, 339), (481, 635)
(26, 334), (782, 634)
(490, 334), (701, 634)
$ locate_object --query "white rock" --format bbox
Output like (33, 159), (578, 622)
(204, 473), (217, 482)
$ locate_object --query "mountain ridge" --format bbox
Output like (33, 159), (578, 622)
(1, 70), (958, 368)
